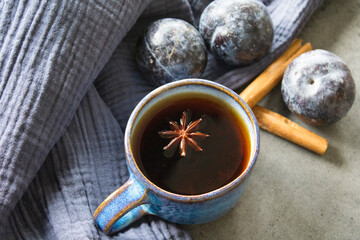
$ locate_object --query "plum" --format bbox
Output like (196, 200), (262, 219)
(199, 0), (274, 66)
(281, 49), (356, 125)
(136, 18), (207, 86)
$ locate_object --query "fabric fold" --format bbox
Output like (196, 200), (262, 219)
(0, 0), (152, 224)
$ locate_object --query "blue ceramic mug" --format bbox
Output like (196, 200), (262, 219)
(94, 79), (260, 235)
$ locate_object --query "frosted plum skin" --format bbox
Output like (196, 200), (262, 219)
(136, 18), (207, 86)
(281, 49), (356, 125)
(199, 0), (274, 66)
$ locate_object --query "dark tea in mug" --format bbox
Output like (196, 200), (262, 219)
(132, 93), (251, 195)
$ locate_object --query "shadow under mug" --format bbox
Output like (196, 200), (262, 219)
(94, 79), (260, 235)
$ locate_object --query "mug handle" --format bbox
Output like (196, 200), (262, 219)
(93, 176), (150, 234)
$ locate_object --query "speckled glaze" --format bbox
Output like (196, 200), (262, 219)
(94, 79), (260, 235)
(136, 18), (207, 86)
(281, 49), (356, 125)
(199, 0), (274, 66)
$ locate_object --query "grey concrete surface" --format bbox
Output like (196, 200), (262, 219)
(183, 0), (360, 239)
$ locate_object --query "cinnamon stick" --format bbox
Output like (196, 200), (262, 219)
(262, 38), (302, 74)
(239, 39), (328, 155)
(252, 106), (328, 155)
(240, 41), (312, 108)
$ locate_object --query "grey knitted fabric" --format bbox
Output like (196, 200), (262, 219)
(0, 0), (322, 239)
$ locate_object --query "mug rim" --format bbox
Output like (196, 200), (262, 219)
(124, 79), (260, 202)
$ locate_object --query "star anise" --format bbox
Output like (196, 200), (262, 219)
(158, 110), (210, 157)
